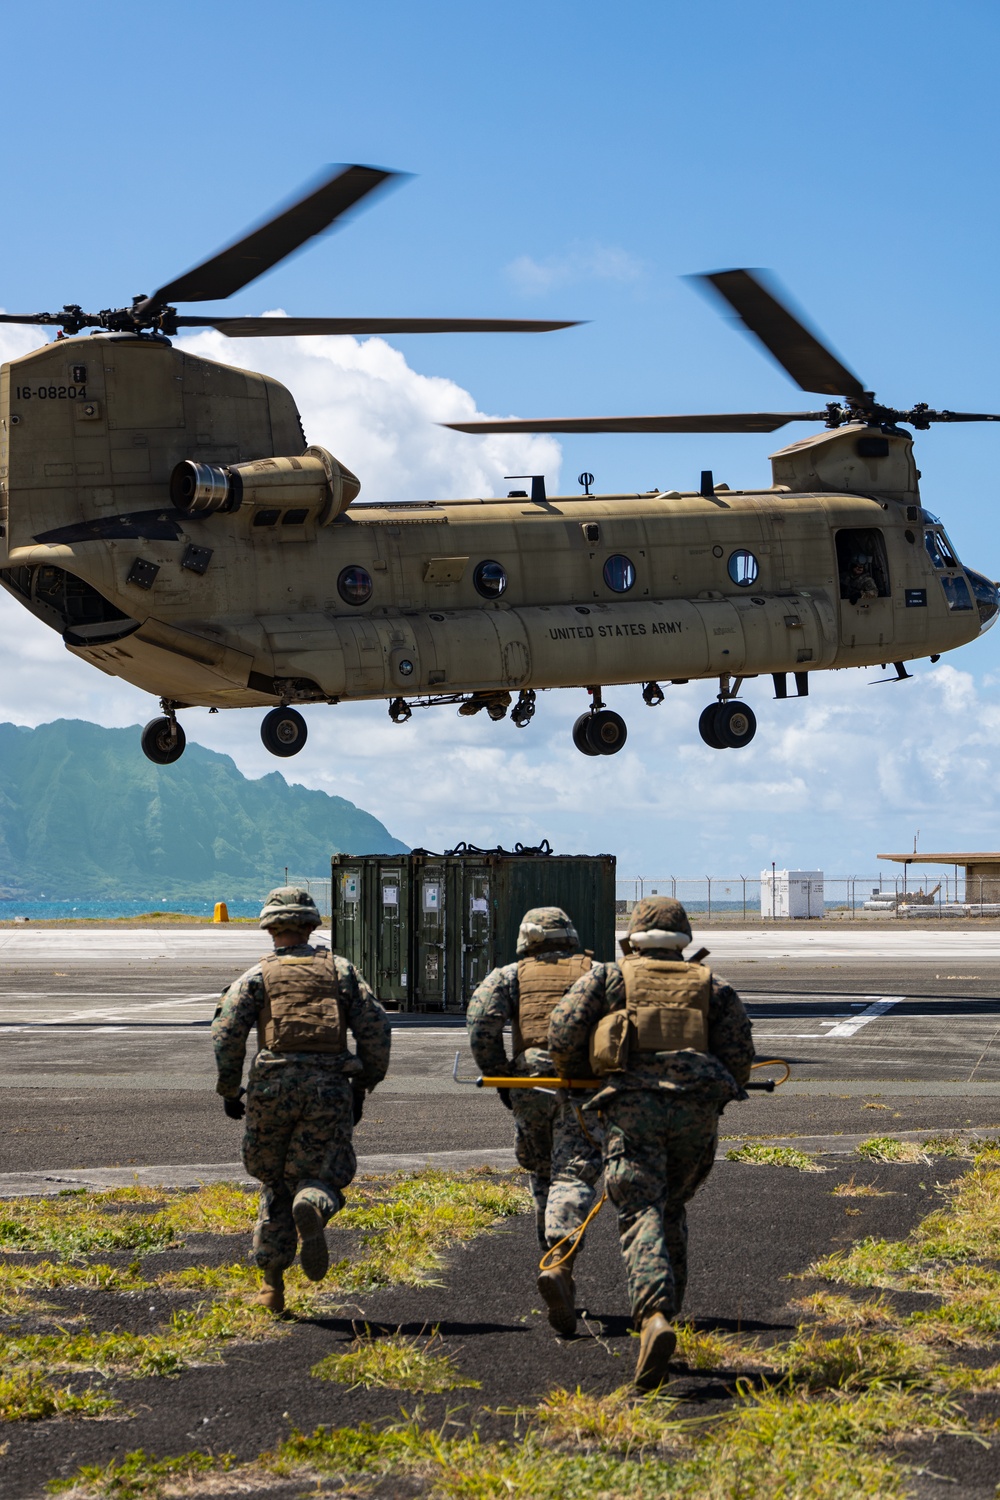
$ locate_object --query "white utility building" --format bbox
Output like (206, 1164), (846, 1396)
(760, 869), (824, 919)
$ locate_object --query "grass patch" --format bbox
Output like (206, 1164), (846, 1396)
(49, 1448), (231, 1497)
(856, 1136), (927, 1164)
(726, 1142), (826, 1172)
(830, 1176), (891, 1198)
(792, 1291), (898, 1328)
(312, 1326), (480, 1393)
(673, 1323), (767, 1371)
(0, 1372), (118, 1422)
(0, 1183), (257, 1259)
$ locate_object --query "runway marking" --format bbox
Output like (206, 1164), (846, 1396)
(820, 996), (904, 1036)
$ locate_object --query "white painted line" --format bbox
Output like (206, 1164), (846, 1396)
(821, 996), (904, 1037)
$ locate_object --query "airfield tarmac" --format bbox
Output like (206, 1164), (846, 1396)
(0, 924), (998, 1183)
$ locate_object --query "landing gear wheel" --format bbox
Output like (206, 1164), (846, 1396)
(698, 703), (726, 749)
(261, 707), (308, 757)
(572, 712), (601, 756)
(141, 717), (186, 765)
(714, 701), (757, 749)
(586, 708), (628, 755)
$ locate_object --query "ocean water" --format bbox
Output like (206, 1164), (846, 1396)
(0, 897), (265, 922)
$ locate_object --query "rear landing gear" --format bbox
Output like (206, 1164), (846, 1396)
(261, 706), (308, 757)
(698, 699), (757, 749)
(572, 688), (628, 756)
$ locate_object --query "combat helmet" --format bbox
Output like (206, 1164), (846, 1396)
(624, 896), (692, 952)
(516, 906), (580, 957)
(259, 886), (322, 932)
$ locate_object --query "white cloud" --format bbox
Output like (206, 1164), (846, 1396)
(505, 243), (644, 296)
(3, 321), (1000, 883)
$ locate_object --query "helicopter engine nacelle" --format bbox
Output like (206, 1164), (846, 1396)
(170, 444), (360, 525)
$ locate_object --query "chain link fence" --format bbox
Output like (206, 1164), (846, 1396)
(616, 874), (1000, 921)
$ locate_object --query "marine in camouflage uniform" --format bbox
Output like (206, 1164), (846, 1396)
(212, 886), (390, 1312)
(466, 906), (603, 1335)
(549, 896), (753, 1386)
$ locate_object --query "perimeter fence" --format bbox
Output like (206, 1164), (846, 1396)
(616, 875), (1000, 921)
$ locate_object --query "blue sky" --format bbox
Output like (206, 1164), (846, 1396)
(3, 0), (1000, 879)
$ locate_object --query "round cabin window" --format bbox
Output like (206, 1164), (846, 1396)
(473, 560), (507, 598)
(603, 554), (636, 593)
(338, 565), (373, 606)
(727, 550), (759, 587)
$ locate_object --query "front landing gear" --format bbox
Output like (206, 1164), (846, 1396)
(261, 706), (308, 757)
(572, 687), (628, 756)
(141, 712), (186, 765)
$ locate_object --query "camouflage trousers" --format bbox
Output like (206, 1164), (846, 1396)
(511, 1086), (603, 1249)
(601, 1090), (719, 1324)
(242, 1056), (356, 1271)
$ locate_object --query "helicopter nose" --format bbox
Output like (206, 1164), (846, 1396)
(965, 568), (1000, 633)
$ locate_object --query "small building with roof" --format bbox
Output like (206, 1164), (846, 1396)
(877, 852), (1000, 904)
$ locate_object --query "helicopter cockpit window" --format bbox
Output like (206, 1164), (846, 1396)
(939, 574), (973, 611)
(727, 550), (759, 587)
(338, 565), (373, 606)
(253, 509), (280, 528)
(473, 560), (507, 598)
(836, 528), (890, 603)
(925, 529), (958, 570)
(282, 509), (308, 526)
(603, 555), (635, 593)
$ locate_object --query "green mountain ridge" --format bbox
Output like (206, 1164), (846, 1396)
(0, 720), (407, 900)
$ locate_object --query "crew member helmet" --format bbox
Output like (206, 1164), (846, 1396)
(259, 886), (322, 932)
(516, 906), (580, 957)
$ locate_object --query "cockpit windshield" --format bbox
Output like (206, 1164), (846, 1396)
(925, 529), (960, 569)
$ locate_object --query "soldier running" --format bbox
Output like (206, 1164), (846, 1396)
(212, 887), (391, 1313)
(466, 906), (603, 1336)
(548, 896), (753, 1388)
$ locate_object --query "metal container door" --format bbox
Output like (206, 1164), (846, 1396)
(460, 859), (494, 1008)
(413, 858), (447, 1010)
(374, 861), (408, 1005)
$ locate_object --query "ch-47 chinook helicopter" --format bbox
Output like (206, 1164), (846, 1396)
(1, 166), (998, 765)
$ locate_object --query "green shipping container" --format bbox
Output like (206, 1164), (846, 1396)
(331, 844), (616, 1011)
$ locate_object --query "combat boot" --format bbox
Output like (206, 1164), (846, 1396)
(634, 1312), (677, 1390)
(537, 1264), (577, 1336)
(255, 1269), (285, 1314)
(293, 1195), (330, 1282)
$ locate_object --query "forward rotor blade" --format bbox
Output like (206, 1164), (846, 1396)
(176, 315), (582, 336)
(148, 164), (400, 307)
(445, 411), (825, 435)
(695, 269), (868, 400)
(0, 312), (69, 325)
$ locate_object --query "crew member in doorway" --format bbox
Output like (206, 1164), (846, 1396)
(211, 887), (390, 1313)
(466, 907), (603, 1336)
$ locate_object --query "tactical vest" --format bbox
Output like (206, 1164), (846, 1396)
(257, 949), (346, 1055)
(513, 952), (592, 1053)
(590, 956), (711, 1073)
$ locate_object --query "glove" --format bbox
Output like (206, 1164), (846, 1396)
(352, 1083), (366, 1125)
(497, 1088), (513, 1110)
(223, 1089), (245, 1121)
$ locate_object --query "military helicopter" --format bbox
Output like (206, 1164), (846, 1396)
(1, 169), (997, 765)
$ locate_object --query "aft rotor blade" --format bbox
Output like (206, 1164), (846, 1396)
(919, 409), (1000, 423)
(695, 269), (868, 400)
(148, 164), (400, 307)
(445, 411), (825, 435)
(176, 315), (583, 336)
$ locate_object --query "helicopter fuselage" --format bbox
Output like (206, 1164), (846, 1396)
(0, 335), (994, 727)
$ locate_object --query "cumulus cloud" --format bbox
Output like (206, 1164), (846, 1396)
(505, 243), (644, 296)
(176, 322), (561, 502)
